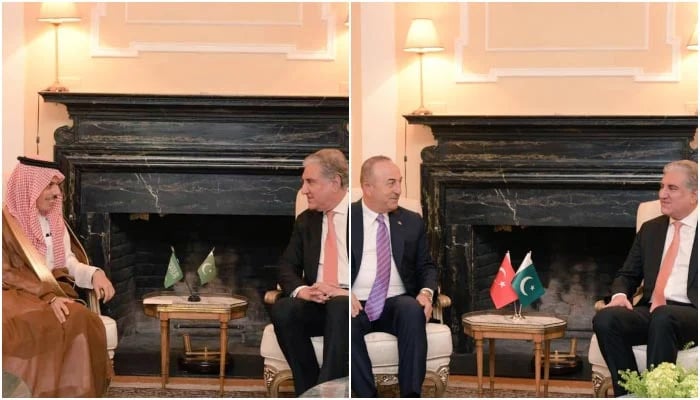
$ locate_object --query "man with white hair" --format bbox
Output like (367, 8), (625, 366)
(593, 159), (698, 396)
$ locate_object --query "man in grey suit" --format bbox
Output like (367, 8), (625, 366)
(593, 159), (698, 396)
(271, 149), (349, 396)
(350, 155), (438, 397)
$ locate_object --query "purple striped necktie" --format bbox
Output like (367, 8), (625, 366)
(364, 214), (391, 321)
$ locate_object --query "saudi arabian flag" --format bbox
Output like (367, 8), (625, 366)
(164, 247), (184, 288)
(511, 251), (545, 307)
(197, 248), (217, 285)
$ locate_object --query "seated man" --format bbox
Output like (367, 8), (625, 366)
(270, 149), (349, 396)
(593, 159), (698, 396)
(2, 157), (115, 397)
(351, 155), (438, 397)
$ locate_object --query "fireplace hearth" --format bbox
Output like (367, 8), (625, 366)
(43, 92), (348, 378)
(406, 115), (697, 377)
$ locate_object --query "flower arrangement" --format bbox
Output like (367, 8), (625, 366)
(619, 362), (698, 398)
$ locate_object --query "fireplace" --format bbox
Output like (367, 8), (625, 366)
(42, 92), (348, 377)
(406, 115), (697, 377)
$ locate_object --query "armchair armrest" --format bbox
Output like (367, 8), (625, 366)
(433, 290), (452, 324)
(265, 289), (283, 305)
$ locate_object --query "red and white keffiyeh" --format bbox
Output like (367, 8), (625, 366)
(6, 162), (67, 268)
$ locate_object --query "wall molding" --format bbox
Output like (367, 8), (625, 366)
(90, 2), (336, 60)
(455, 3), (680, 83)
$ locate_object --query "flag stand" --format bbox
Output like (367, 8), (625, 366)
(507, 302), (525, 320)
(185, 279), (201, 302)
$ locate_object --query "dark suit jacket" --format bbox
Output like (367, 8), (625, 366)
(277, 208), (349, 297)
(611, 214), (698, 307)
(350, 200), (438, 297)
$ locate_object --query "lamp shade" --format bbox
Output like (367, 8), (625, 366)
(38, 2), (80, 24)
(688, 24), (698, 51)
(404, 18), (444, 53)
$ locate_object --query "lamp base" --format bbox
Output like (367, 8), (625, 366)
(411, 106), (433, 116)
(44, 83), (69, 92)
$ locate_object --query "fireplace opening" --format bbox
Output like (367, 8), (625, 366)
(108, 213), (294, 378)
(450, 225), (637, 379)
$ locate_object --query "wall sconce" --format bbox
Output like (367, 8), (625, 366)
(404, 18), (444, 115)
(38, 2), (81, 92)
(688, 24), (698, 51)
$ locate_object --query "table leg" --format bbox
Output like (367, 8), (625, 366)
(488, 338), (495, 395)
(533, 340), (542, 397)
(543, 339), (551, 397)
(475, 337), (484, 396)
(160, 317), (169, 389)
(219, 319), (228, 396)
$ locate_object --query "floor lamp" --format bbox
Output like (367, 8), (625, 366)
(38, 2), (81, 92)
(404, 18), (444, 115)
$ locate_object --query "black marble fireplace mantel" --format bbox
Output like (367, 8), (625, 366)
(404, 115), (697, 352)
(41, 92), (348, 314)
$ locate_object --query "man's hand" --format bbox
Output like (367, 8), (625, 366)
(297, 286), (329, 304)
(604, 294), (633, 310)
(351, 292), (363, 317)
(416, 292), (433, 322)
(92, 269), (115, 303)
(311, 282), (348, 298)
(49, 296), (74, 323)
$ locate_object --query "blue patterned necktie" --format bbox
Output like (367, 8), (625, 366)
(364, 214), (391, 321)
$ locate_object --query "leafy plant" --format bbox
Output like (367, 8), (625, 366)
(619, 362), (698, 398)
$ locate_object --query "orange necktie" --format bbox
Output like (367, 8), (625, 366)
(322, 210), (338, 286)
(650, 221), (682, 312)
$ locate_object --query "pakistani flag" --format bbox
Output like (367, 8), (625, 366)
(197, 248), (217, 285)
(164, 246), (183, 288)
(511, 251), (545, 307)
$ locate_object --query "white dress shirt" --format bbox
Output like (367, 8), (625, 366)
(660, 207), (697, 304)
(39, 215), (98, 289)
(352, 200), (407, 300)
(291, 192), (349, 297)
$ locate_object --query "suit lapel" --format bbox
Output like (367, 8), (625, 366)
(308, 211), (323, 282)
(351, 201), (364, 271)
(389, 209), (405, 271)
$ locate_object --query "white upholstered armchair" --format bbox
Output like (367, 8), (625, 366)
(588, 200), (698, 397)
(259, 190), (453, 397)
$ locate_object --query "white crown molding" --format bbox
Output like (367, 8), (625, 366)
(123, 3), (303, 26)
(455, 3), (680, 83)
(90, 2), (335, 60)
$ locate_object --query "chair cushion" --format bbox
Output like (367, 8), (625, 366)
(589, 333), (699, 375)
(260, 322), (453, 374)
(100, 315), (118, 358)
(365, 323), (452, 374)
(260, 324), (323, 368)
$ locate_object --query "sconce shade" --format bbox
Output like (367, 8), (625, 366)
(38, 2), (80, 24)
(688, 24), (698, 50)
(404, 19), (444, 53)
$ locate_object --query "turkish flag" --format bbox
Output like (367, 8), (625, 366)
(489, 252), (518, 309)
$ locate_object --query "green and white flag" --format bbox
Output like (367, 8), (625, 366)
(197, 248), (217, 285)
(164, 246), (184, 288)
(511, 251), (545, 307)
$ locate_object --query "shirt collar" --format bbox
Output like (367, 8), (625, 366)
(671, 206), (698, 229)
(329, 192), (349, 216)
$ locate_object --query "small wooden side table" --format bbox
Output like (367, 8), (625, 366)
(143, 292), (248, 396)
(462, 310), (567, 397)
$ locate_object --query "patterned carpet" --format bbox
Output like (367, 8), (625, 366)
(106, 381), (592, 398)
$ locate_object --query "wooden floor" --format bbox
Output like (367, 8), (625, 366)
(111, 374), (594, 395)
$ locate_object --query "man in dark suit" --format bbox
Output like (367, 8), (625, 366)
(270, 149), (349, 396)
(350, 155), (438, 397)
(593, 160), (698, 396)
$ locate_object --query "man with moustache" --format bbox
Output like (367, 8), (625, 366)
(270, 149), (349, 396)
(593, 159), (698, 397)
(350, 155), (438, 397)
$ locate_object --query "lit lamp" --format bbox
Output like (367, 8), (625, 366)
(688, 24), (698, 51)
(404, 18), (444, 115)
(38, 2), (81, 92)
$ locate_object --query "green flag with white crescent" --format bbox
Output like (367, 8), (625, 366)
(511, 251), (545, 306)
(164, 246), (183, 288)
(197, 248), (217, 285)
